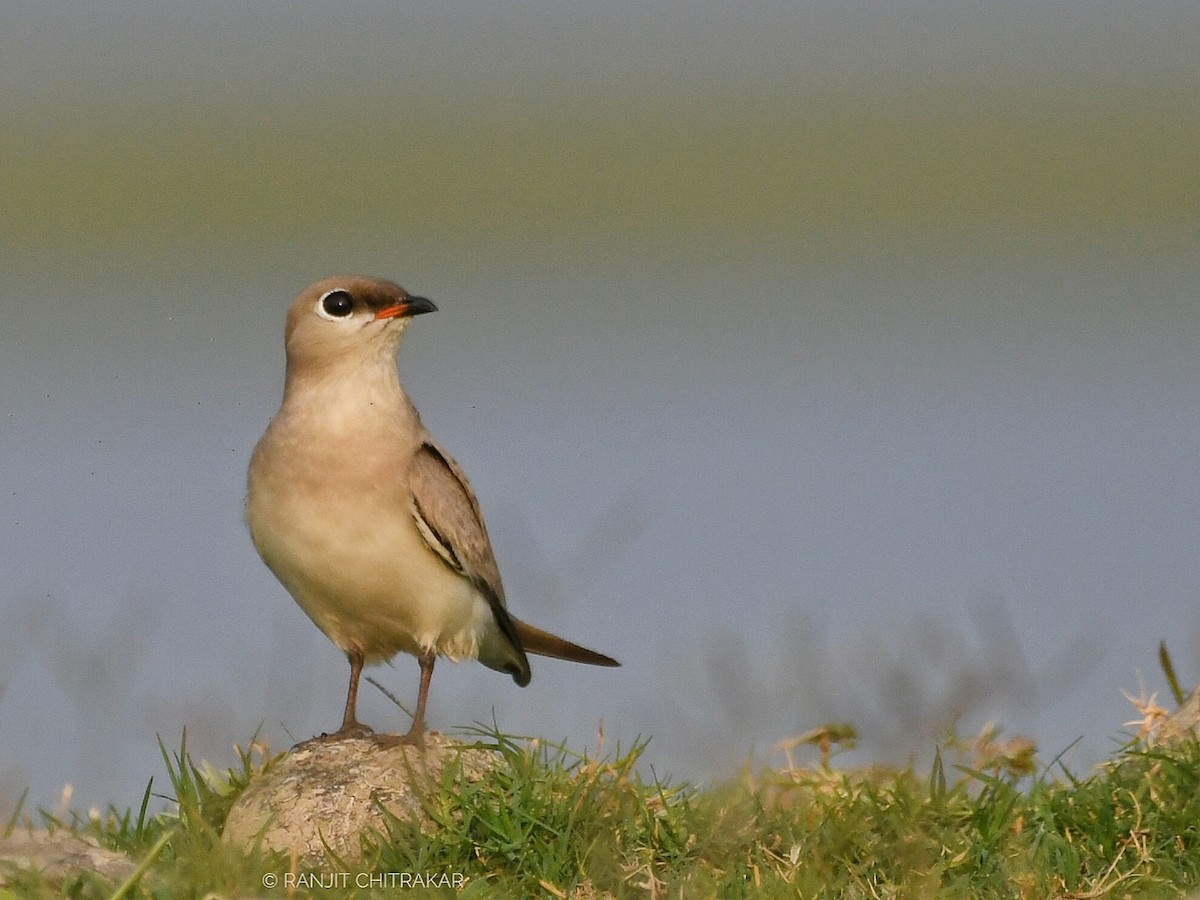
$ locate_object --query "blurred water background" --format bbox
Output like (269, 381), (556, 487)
(1, 1), (1198, 813)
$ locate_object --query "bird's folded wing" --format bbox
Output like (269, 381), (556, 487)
(407, 440), (506, 603)
(407, 440), (532, 683)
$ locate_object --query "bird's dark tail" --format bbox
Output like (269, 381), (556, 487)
(511, 618), (621, 668)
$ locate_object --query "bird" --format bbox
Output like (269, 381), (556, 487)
(246, 275), (620, 745)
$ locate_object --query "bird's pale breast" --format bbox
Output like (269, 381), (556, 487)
(246, 404), (494, 664)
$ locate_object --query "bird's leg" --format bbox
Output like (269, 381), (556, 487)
(379, 652), (436, 748)
(330, 648), (373, 738)
(411, 650), (436, 735)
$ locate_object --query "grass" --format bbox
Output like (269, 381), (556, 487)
(4, 698), (1200, 899)
(4, 648), (1200, 897)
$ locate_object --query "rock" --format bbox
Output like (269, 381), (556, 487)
(0, 829), (137, 887)
(222, 732), (500, 867)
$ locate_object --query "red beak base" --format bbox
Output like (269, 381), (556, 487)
(373, 296), (437, 321)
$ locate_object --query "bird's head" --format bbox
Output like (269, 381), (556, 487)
(284, 275), (437, 371)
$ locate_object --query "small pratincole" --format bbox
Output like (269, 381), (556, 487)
(246, 275), (620, 744)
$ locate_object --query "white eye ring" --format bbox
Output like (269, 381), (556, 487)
(315, 289), (355, 321)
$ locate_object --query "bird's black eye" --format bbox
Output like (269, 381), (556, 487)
(317, 289), (354, 320)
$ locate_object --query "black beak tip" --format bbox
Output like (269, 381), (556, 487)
(409, 295), (437, 316)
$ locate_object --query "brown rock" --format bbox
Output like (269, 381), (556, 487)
(222, 732), (500, 867)
(0, 829), (137, 887)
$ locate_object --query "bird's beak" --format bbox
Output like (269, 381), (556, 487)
(374, 296), (437, 321)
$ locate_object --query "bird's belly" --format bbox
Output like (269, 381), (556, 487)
(247, 483), (492, 664)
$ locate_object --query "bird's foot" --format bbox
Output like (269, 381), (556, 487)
(374, 726), (427, 750)
(314, 721), (376, 743)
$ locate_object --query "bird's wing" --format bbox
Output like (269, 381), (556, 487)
(407, 439), (620, 680)
(407, 440), (506, 600)
(407, 440), (531, 682)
